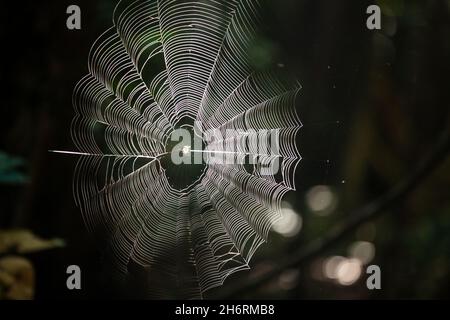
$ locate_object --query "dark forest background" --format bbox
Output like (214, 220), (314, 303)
(0, 0), (449, 299)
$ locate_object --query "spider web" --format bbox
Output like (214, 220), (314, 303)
(69, 0), (302, 299)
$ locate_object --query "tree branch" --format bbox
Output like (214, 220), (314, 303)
(217, 125), (450, 298)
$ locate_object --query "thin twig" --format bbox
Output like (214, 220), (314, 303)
(217, 125), (450, 298)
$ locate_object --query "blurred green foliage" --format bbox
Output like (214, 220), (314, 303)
(0, 152), (28, 184)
